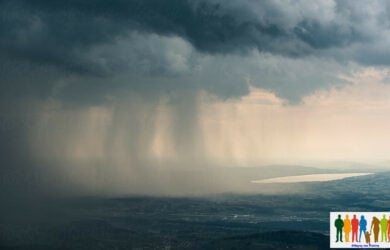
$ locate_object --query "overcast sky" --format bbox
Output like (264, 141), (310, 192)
(2, 0), (390, 197)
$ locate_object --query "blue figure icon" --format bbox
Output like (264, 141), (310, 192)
(359, 215), (367, 242)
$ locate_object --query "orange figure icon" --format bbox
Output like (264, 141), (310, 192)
(371, 216), (380, 242)
(351, 214), (359, 242)
(380, 214), (388, 242)
(344, 214), (351, 242)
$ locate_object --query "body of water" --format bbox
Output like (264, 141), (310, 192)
(251, 173), (373, 184)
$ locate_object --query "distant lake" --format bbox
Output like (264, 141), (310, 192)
(251, 173), (373, 184)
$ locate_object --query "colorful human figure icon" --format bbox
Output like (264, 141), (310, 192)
(387, 216), (390, 242)
(351, 214), (359, 242)
(359, 215), (367, 242)
(344, 214), (351, 242)
(335, 214), (344, 242)
(380, 214), (388, 242)
(365, 231), (371, 244)
(371, 216), (380, 242)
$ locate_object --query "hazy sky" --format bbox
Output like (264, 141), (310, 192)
(2, 0), (390, 196)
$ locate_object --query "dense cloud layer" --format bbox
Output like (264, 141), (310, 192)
(1, 0), (390, 103)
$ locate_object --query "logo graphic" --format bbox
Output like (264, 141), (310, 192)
(330, 212), (390, 248)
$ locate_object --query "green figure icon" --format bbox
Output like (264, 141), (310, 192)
(344, 214), (351, 242)
(371, 216), (380, 242)
(380, 214), (388, 242)
(335, 214), (344, 242)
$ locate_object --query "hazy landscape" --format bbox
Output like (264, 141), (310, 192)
(2, 165), (389, 249)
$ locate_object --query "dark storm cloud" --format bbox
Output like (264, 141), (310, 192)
(0, 0), (372, 105)
(0, 0), (288, 62)
(294, 20), (359, 49)
(1, 0), (389, 103)
(0, 0), (287, 102)
(0, 0), (379, 77)
(1, 0), (384, 56)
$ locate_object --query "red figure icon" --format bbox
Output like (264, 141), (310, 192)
(387, 216), (390, 242)
(351, 214), (359, 242)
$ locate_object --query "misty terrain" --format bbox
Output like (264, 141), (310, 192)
(1, 167), (389, 250)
